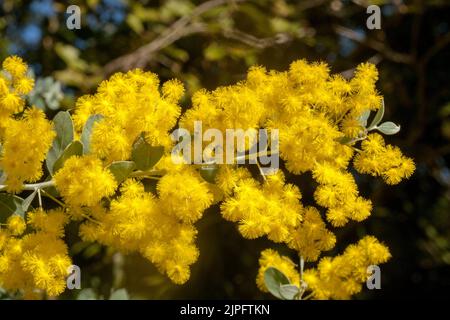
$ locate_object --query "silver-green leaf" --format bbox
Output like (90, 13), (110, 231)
(46, 111), (74, 174)
(376, 121), (401, 135)
(0, 193), (25, 221)
(131, 136), (164, 171)
(107, 161), (136, 184)
(264, 267), (290, 300)
(81, 114), (103, 154)
(53, 141), (84, 173)
(358, 109), (371, 127)
(22, 190), (37, 213)
(109, 288), (129, 300)
(199, 165), (218, 184)
(337, 136), (354, 145)
(368, 99), (385, 130)
(279, 284), (300, 300)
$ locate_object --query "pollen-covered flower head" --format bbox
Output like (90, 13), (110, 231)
(53, 155), (118, 207)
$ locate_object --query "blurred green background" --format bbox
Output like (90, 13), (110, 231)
(1, 0), (449, 299)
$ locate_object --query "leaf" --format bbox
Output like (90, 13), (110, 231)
(358, 109), (371, 127)
(131, 137), (164, 171)
(0, 193), (25, 221)
(53, 141), (84, 173)
(376, 121), (401, 135)
(368, 99), (385, 130)
(47, 111), (74, 174)
(77, 288), (97, 300)
(279, 284), (300, 300)
(22, 190), (37, 213)
(264, 267), (290, 300)
(0, 170), (6, 185)
(199, 165), (218, 183)
(107, 161), (136, 184)
(109, 288), (129, 300)
(81, 114), (103, 154)
(337, 136), (354, 145)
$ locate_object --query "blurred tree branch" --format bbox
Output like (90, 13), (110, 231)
(222, 29), (292, 49)
(104, 0), (248, 75)
(334, 25), (414, 64)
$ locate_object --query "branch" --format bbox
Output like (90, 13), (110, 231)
(334, 25), (414, 64)
(222, 29), (292, 49)
(420, 32), (450, 66)
(104, 0), (247, 75)
(0, 180), (55, 192)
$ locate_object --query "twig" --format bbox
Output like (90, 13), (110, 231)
(222, 29), (292, 49)
(40, 188), (66, 207)
(334, 25), (414, 64)
(37, 188), (42, 208)
(104, 0), (247, 74)
(0, 180), (55, 192)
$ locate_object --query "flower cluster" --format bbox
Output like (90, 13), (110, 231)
(354, 133), (415, 185)
(257, 236), (391, 299)
(302, 236), (391, 299)
(221, 170), (303, 242)
(79, 174), (212, 284)
(0, 56), (34, 127)
(0, 108), (55, 192)
(53, 155), (117, 207)
(0, 56), (415, 299)
(73, 70), (183, 162)
(0, 210), (71, 298)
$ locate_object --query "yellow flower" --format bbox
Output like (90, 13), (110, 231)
(354, 133), (415, 184)
(6, 215), (26, 236)
(256, 249), (300, 291)
(288, 207), (336, 261)
(157, 169), (213, 223)
(0, 107), (55, 192)
(54, 155), (118, 206)
(2, 56), (28, 78)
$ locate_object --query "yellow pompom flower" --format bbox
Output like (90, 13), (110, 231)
(53, 155), (118, 206)
(288, 207), (336, 261)
(303, 236), (391, 299)
(157, 169), (213, 223)
(13, 77), (34, 95)
(2, 56), (28, 78)
(27, 209), (68, 238)
(256, 249), (300, 291)
(6, 215), (26, 236)
(354, 133), (415, 185)
(0, 107), (55, 192)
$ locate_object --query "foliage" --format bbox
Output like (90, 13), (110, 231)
(0, 55), (415, 299)
(0, 0), (449, 300)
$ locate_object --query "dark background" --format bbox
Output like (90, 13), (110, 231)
(1, 0), (449, 299)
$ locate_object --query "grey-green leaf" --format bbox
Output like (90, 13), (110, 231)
(109, 288), (129, 300)
(22, 190), (37, 213)
(0, 193), (25, 221)
(46, 111), (74, 174)
(77, 288), (98, 300)
(279, 284), (300, 300)
(376, 121), (401, 135)
(264, 267), (290, 300)
(81, 114), (103, 154)
(131, 137), (164, 171)
(53, 141), (84, 173)
(199, 165), (218, 183)
(337, 136), (354, 145)
(107, 161), (136, 184)
(368, 99), (385, 130)
(358, 109), (371, 127)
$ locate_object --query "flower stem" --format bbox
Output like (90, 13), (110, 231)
(0, 180), (55, 192)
